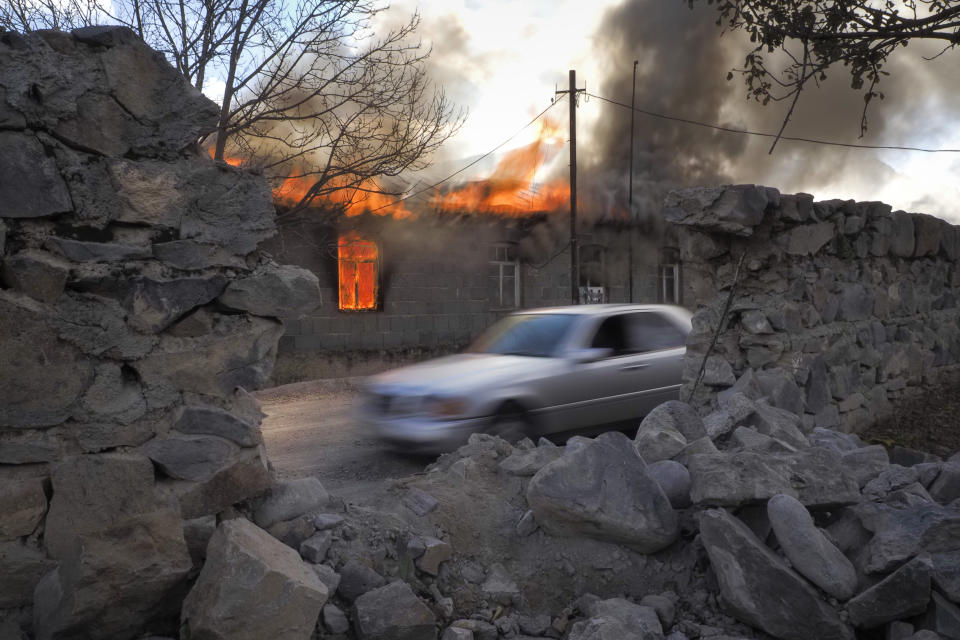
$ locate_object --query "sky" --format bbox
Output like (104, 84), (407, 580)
(363, 0), (960, 223)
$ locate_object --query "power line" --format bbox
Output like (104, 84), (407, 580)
(367, 95), (568, 214)
(587, 92), (960, 154)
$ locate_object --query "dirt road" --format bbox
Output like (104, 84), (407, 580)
(255, 379), (429, 492)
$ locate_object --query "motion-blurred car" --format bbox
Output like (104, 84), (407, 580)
(358, 304), (692, 454)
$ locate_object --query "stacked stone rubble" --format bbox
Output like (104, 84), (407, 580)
(0, 27), (319, 638)
(667, 184), (960, 433)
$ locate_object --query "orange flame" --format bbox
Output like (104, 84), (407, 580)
(338, 231), (379, 310)
(430, 116), (569, 217)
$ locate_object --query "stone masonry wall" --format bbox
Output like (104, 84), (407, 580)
(0, 27), (319, 638)
(667, 184), (960, 434)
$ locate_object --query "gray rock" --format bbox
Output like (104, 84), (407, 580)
(890, 211), (916, 257)
(175, 445), (272, 519)
(152, 239), (247, 270)
(44, 236), (152, 262)
(174, 404), (262, 447)
(699, 508), (852, 640)
(133, 314), (284, 398)
(931, 550), (960, 603)
(846, 556), (931, 628)
(0, 541), (55, 608)
(481, 563), (521, 606)
(752, 368), (805, 416)
(312, 563), (341, 593)
(784, 221), (835, 256)
(569, 598), (663, 640)
(930, 462), (960, 504)
(640, 594), (676, 629)
(180, 518), (328, 640)
(749, 402), (809, 450)
(0, 476), (47, 541)
(527, 431), (678, 553)
(517, 614), (551, 636)
(917, 590), (960, 639)
(886, 621), (915, 640)
(841, 445), (891, 487)
(854, 500), (960, 574)
(442, 628), (473, 640)
(253, 477), (329, 529)
(0, 131), (72, 218)
(689, 449), (860, 508)
(741, 309), (774, 334)
(647, 459), (692, 509)
(140, 434), (238, 482)
(122, 275), (227, 333)
(314, 513), (345, 530)
(516, 510), (538, 537)
(673, 436), (719, 466)
(324, 603), (351, 634)
(415, 537), (453, 576)
(640, 400), (707, 441)
(767, 494), (858, 600)
(218, 263), (321, 319)
(702, 355), (736, 387)
(353, 581), (437, 640)
(299, 531), (333, 563)
(2, 250), (70, 303)
(838, 283), (875, 321)
(916, 463), (943, 488)
(809, 427), (864, 453)
(891, 446), (941, 467)
(664, 185), (769, 236)
(34, 505), (191, 640)
(52, 293), (156, 359)
(499, 446), (564, 476)
(731, 426), (797, 453)
(183, 515), (217, 567)
(702, 410), (736, 439)
(403, 487), (440, 516)
(863, 465), (921, 501)
(338, 560), (387, 603)
(635, 418), (688, 463)
(805, 356), (832, 414)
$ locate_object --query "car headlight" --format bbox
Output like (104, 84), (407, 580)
(427, 396), (469, 419)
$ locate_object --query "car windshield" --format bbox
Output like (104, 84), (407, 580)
(467, 313), (576, 357)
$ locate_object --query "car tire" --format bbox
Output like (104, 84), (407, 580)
(488, 404), (532, 444)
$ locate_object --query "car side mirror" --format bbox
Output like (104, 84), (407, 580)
(568, 347), (613, 364)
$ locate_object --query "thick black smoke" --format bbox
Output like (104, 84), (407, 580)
(583, 0), (958, 220)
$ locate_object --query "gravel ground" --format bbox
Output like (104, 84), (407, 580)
(860, 380), (960, 458)
(254, 379), (429, 493)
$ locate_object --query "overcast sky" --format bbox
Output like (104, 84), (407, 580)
(372, 0), (960, 223)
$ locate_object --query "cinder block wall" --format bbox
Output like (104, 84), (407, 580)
(670, 185), (960, 433)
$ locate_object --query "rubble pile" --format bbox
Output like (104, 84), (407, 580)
(666, 185), (960, 433)
(0, 27), (319, 638)
(112, 393), (960, 640)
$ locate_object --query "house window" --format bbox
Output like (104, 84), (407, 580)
(658, 247), (680, 304)
(489, 243), (520, 309)
(579, 244), (606, 304)
(338, 232), (379, 310)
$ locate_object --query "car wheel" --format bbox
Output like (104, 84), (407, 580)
(488, 404), (532, 444)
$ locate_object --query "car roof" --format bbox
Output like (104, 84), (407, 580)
(516, 304), (688, 316)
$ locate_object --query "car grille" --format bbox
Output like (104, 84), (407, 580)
(371, 393), (422, 417)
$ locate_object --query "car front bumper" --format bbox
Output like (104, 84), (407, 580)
(360, 412), (490, 455)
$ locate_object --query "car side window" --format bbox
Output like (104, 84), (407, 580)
(589, 315), (629, 355)
(625, 312), (687, 352)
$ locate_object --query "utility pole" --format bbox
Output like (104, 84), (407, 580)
(557, 70), (585, 304)
(628, 60), (638, 303)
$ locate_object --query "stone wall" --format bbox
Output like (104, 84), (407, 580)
(0, 27), (319, 637)
(668, 184), (960, 433)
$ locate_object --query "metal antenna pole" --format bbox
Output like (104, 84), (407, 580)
(628, 60), (638, 303)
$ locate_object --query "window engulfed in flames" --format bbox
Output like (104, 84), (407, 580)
(338, 232), (379, 310)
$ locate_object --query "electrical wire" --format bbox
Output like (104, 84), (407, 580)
(587, 92), (960, 154)
(366, 95), (567, 214)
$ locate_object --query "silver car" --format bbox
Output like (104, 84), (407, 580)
(358, 304), (692, 454)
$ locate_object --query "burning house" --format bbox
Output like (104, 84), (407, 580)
(265, 119), (684, 382)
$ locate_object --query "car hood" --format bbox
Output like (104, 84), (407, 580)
(366, 353), (557, 396)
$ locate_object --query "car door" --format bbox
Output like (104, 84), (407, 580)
(619, 311), (687, 416)
(533, 312), (646, 431)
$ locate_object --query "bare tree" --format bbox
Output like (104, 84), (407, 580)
(684, 0), (960, 146)
(2, 0), (464, 212)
